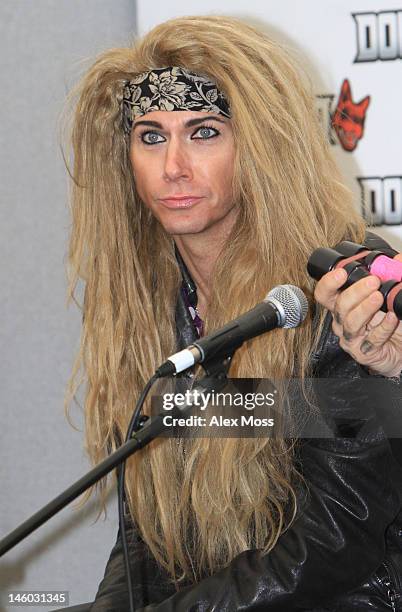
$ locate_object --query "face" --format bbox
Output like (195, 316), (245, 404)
(129, 110), (237, 239)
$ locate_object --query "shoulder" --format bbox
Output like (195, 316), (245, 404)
(364, 230), (399, 256)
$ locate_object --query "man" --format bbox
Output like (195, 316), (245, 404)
(66, 15), (402, 610)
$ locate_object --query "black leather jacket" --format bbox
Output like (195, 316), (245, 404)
(90, 234), (402, 612)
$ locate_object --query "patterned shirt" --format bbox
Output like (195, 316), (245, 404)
(181, 284), (204, 338)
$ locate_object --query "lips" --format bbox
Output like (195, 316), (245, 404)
(159, 196), (204, 209)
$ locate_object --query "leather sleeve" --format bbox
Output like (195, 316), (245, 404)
(135, 321), (402, 610)
(92, 331), (402, 611)
(135, 436), (401, 611)
(90, 436), (401, 611)
(364, 230), (399, 258)
(90, 436), (401, 612)
(90, 523), (178, 611)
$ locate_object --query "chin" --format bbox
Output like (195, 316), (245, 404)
(168, 227), (206, 237)
(160, 220), (209, 236)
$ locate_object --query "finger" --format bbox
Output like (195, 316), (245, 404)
(331, 315), (343, 338)
(314, 268), (347, 311)
(394, 253), (402, 263)
(335, 275), (381, 325)
(366, 310), (387, 328)
(359, 311), (400, 354)
(341, 290), (384, 340)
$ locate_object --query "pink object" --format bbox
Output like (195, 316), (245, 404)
(370, 255), (402, 282)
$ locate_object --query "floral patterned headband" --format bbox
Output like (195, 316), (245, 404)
(122, 66), (231, 135)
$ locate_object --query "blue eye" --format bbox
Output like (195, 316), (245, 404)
(141, 131), (165, 145)
(192, 126), (219, 140)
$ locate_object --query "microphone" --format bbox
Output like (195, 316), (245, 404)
(156, 285), (308, 377)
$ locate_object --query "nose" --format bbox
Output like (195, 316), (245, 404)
(163, 138), (192, 182)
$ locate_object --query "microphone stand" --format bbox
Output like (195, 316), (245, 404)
(0, 357), (232, 558)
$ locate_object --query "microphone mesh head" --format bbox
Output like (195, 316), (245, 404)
(266, 285), (308, 328)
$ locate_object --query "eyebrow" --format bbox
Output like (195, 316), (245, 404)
(132, 115), (227, 130)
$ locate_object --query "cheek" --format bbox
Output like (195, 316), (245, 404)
(217, 157), (235, 201)
(206, 150), (235, 196)
(130, 156), (152, 201)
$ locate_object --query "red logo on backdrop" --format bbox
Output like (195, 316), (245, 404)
(331, 80), (370, 151)
(316, 80), (370, 152)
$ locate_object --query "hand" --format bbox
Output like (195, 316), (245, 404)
(314, 254), (402, 377)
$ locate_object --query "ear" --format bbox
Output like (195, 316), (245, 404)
(358, 96), (370, 113)
(340, 79), (352, 101)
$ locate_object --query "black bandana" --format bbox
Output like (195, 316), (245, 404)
(122, 66), (231, 134)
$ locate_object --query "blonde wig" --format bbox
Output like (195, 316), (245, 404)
(65, 15), (366, 583)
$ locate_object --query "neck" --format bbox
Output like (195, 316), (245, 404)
(173, 206), (239, 318)
(173, 237), (215, 318)
(174, 233), (226, 320)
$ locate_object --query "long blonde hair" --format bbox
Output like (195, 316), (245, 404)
(65, 15), (365, 583)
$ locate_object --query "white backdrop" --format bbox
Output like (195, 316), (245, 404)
(0, 2), (136, 610)
(138, 0), (402, 251)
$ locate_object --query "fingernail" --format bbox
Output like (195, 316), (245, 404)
(343, 329), (353, 342)
(335, 269), (346, 282)
(386, 311), (397, 324)
(360, 340), (374, 354)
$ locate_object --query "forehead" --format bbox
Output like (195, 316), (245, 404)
(133, 110), (229, 127)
